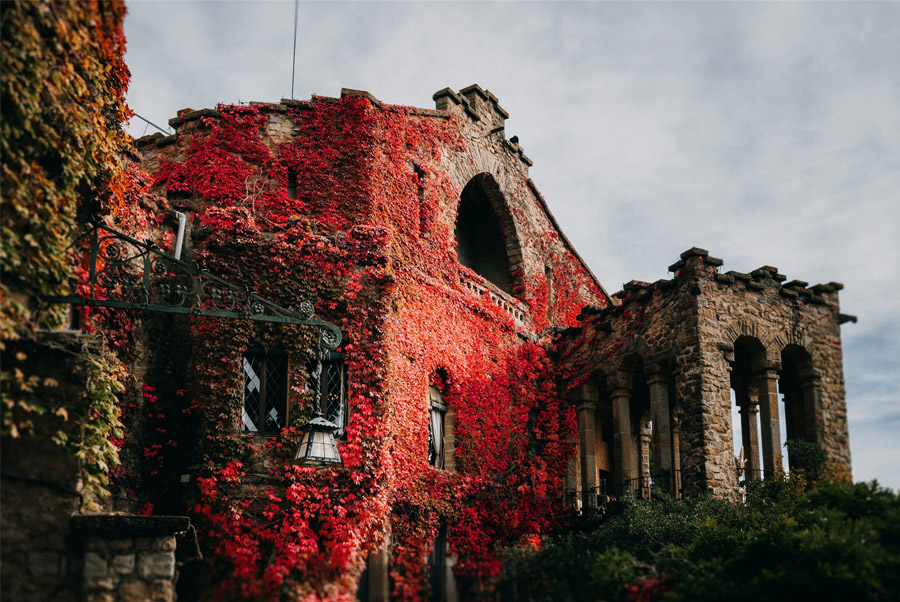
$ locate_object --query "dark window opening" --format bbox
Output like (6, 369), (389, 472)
(287, 169), (298, 200)
(427, 386), (446, 469)
(601, 421), (612, 444)
(414, 164), (427, 235)
(428, 524), (454, 602)
(307, 351), (348, 439)
(455, 177), (512, 293)
(241, 348), (287, 434)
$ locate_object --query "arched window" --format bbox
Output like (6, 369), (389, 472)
(455, 175), (513, 293)
(427, 386), (447, 469)
(241, 347), (287, 434)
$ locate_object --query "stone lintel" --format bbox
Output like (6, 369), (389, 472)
(71, 515), (190, 538)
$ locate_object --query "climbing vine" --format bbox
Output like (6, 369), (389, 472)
(121, 94), (607, 601)
(0, 0), (132, 339)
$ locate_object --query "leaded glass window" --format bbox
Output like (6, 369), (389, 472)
(241, 348), (287, 434)
(307, 351), (347, 439)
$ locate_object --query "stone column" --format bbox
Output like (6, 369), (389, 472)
(611, 382), (635, 495)
(736, 385), (761, 476)
(671, 414), (682, 498)
(754, 367), (783, 478)
(648, 370), (673, 492)
(639, 414), (652, 499)
(575, 383), (599, 509)
(799, 368), (824, 447)
(565, 426), (579, 507)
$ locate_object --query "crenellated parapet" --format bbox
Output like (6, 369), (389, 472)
(560, 246), (854, 501)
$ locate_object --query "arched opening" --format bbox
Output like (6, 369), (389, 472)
(779, 345), (819, 470)
(729, 337), (766, 485)
(455, 174), (515, 294)
(614, 355), (652, 497)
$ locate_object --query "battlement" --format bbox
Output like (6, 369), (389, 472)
(135, 85), (533, 169)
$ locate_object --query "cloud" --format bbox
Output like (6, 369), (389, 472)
(123, 0), (900, 489)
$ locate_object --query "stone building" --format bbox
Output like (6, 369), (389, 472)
(559, 247), (854, 506)
(2, 13), (856, 594)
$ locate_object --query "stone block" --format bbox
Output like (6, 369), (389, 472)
(89, 577), (117, 590)
(118, 579), (174, 602)
(136, 535), (176, 551)
(85, 592), (115, 602)
(109, 538), (135, 551)
(138, 551), (175, 579)
(111, 553), (136, 574)
(83, 551), (108, 580)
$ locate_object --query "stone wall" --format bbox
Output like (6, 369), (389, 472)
(1, 333), (97, 602)
(561, 247), (854, 500)
(71, 515), (190, 602)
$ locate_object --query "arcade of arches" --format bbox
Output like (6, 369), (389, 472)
(560, 247), (854, 503)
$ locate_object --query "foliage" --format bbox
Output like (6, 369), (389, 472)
(65, 349), (127, 508)
(123, 94), (608, 600)
(498, 477), (900, 602)
(0, 0), (132, 339)
(1, 341), (125, 507)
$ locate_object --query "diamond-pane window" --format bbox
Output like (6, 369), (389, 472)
(241, 348), (287, 435)
(307, 351), (347, 439)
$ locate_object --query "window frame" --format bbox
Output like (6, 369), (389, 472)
(240, 347), (288, 436)
(427, 386), (447, 469)
(307, 350), (348, 440)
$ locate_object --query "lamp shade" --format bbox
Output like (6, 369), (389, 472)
(293, 413), (341, 466)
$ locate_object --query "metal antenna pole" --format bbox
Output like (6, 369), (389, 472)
(291, 0), (299, 99)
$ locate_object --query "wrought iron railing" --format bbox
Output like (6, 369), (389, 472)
(619, 470), (682, 498)
(42, 222), (342, 351)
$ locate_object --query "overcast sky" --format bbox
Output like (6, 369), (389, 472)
(124, 0), (900, 490)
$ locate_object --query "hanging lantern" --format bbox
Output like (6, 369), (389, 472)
(293, 412), (342, 466)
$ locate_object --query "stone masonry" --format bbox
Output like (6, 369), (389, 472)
(70, 515), (190, 602)
(561, 247), (854, 503)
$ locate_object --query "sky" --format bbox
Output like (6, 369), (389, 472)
(123, 1), (900, 490)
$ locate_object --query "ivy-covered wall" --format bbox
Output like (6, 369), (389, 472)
(129, 88), (609, 601)
(1, 0), (132, 338)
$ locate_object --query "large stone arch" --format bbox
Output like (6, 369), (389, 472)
(454, 172), (525, 295)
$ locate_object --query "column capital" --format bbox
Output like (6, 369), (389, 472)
(798, 367), (822, 386)
(646, 371), (670, 386)
(610, 387), (631, 400)
(754, 367), (780, 380)
(739, 402), (760, 415)
(575, 399), (597, 412)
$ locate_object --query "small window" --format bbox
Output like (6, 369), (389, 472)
(414, 164), (427, 235)
(307, 351), (348, 439)
(427, 386), (447, 469)
(241, 348), (288, 434)
(287, 169), (298, 200)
